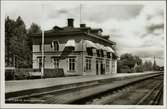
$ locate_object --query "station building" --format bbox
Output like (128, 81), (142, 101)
(31, 18), (118, 76)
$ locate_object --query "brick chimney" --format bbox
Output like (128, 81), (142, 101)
(67, 18), (74, 27)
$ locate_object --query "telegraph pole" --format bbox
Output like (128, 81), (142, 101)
(41, 30), (44, 78)
(80, 4), (82, 24)
(41, 4), (45, 79)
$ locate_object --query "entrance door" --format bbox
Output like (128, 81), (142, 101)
(96, 60), (99, 75)
(100, 60), (103, 75)
(100, 60), (105, 75)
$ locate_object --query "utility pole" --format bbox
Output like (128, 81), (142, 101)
(80, 4), (82, 24)
(41, 4), (45, 79)
(41, 30), (44, 78)
(13, 55), (15, 80)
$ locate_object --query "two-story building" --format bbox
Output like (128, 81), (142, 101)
(31, 18), (117, 76)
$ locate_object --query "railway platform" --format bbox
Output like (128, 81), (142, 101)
(6, 71), (156, 94)
(5, 71), (163, 104)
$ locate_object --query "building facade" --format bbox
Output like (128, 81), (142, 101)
(31, 18), (117, 76)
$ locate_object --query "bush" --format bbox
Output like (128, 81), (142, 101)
(120, 66), (131, 73)
(5, 69), (15, 80)
(135, 65), (144, 72)
(44, 69), (64, 78)
(5, 68), (65, 80)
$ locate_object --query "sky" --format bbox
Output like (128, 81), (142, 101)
(2, 1), (165, 66)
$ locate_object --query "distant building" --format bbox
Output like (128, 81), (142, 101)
(31, 18), (118, 76)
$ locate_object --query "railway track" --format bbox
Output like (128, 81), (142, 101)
(6, 72), (163, 105)
(137, 78), (163, 105)
(71, 75), (163, 105)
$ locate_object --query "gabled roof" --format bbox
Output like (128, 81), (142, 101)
(30, 25), (116, 45)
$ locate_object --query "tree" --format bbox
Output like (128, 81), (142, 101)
(153, 57), (157, 71)
(120, 53), (136, 69)
(135, 64), (144, 72)
(15, 16), (31, 67)
(5, 16), (17, 66)
(27, 23), (42, 52)
(117, 53), (143, 73)
(143, 60), (153, 71)
(28, 23), (42, 34)
(5, 16), (32, 68)
(134, 56), (142, 65)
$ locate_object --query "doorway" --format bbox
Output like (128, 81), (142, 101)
(96, 60), (99, 75)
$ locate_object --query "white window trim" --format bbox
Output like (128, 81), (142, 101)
(37, 57), (45, 69)
(106, 59), (110, 72)
(51, 40), (59, 51)
(85, 57), (92, 72)
(53, 58), (59, 69)
(68, 58), (76, 72)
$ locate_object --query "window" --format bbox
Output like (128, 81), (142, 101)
(39, 58), (42, 68)
(101, 50), (104, 57)
(51, 40), (59, 51)
(107, 52), (111, 58)
(69, 58), (75, 71)
(96, 50), (104, 57)
(86, 58), (91, 71)
(53, 58), (59, 69)
(106, 60), (110, 72)
(38, 57), (45, 69)
(97, 50), (100, 57)
(112, 61), (115, 72)
(98, 31), (102, 35)
(86, 48), (93, 56)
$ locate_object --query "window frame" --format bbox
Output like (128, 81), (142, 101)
(86, 48), (93, 56)
(68, 58), (76, 71)
(106, 59), (110, 72)
(37, 57), (45, 69)
(51, 40), (59, 51)
(107, 52), (111, 58)
(53, 58), (59, 69)
(96, 50), (101, 57)
(85, 57), (92, 71)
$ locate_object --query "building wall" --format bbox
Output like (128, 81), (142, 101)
(32, 35), (117, 76)
(111, 59), (117, 73)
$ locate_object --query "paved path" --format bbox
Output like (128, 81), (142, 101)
(5, 72), (154, 93)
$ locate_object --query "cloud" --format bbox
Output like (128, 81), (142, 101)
(101, 4), (165, 66)
(82, 5), (143, 23)
(2, 1), (165, 66)
(105, 5), (164, 49)
(3, 1), (44, 28)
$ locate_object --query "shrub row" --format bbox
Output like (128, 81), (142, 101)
(5, 68), (64, 80)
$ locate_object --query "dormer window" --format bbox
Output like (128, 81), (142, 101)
(98, 30), (102, 35)
(97, 50), (100, 57)
(51, 40), (59, 51)
(86, 48), (93, 56)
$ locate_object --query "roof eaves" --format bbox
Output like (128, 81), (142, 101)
(30, 31), (85, 37)
(86, 33), (116, 45)
(91, 28), (103, 32)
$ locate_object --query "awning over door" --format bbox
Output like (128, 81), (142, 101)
(65, 40), (75, 47)
(95, 43), (105, 50)
(84, 40), (96, 48)
(105, 46), (115, 53)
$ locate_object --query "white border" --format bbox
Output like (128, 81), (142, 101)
(1, 0), (166, 109)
